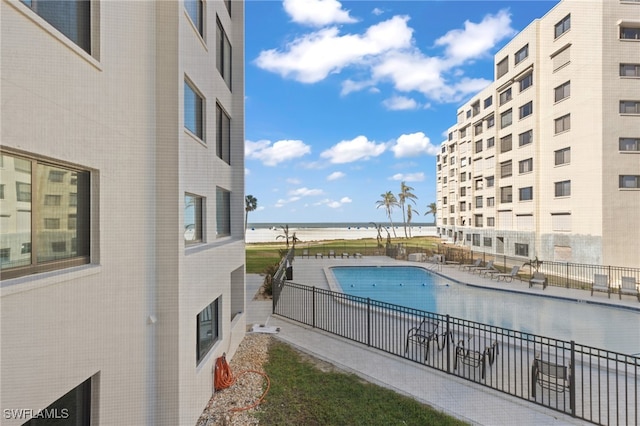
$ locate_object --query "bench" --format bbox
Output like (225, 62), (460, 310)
(531, 356), (573, 409)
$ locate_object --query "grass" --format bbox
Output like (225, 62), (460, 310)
(255, 340), (468, 426)
(246, 236), (441, 274)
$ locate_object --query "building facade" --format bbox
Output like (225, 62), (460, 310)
(436, 0), (640, 268)
(1, 1), (246, 424)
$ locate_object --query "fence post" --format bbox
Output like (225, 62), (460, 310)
(446, 314), (451, 374)
(312, 286), (316, 329)
(566, 263), (570, 288)
(367, 298), (371, 347)
(570, 340), (576, 416)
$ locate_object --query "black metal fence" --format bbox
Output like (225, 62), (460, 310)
(271, 260), (639, 425)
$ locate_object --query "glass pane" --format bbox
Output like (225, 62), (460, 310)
(36, 165), (89, 263)
(184, 81), (203, 138)
(184, 195), (203, 243)
(216, 188), (231, 237)
(1, 155), (32, 270)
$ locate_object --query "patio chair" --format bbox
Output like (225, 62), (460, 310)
(404, 318), (442, 361)
(619, 276), (640, 301)
(531, 354), (573, 410)
(529, 272), (547, 289)
(301, 249), (309, 258)
(460, 259), (482, 271)
(315, 252), (323, 259)
(475, 260), (497, 275)
(468, 260), (490, 274)
(591, 274), (610, 298)
(491, 266), (521, 282)
(328, 250), (336, 258)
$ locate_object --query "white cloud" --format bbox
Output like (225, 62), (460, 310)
(327, 171), (346, 181)
(340, 196), (352, 203)
(391, 132), (440, 157)
(286, 177), (302, 185)
(389, 172), (425, 182)
(245, 168), (250, 175)
(320, 135), (387, 164)
(289, 187), (324, 197)
(245, 139), (311, 166)
(283, 0), (357, 27)
(315, 196), (353, 208)
(372, 7), (384, 16)
(254, 16), (413, 83)
(382, 95), (419, 111)
(435, 10), (515, 65)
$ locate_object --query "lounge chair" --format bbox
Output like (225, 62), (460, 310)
(460, 259), (482, 271)
(328, 250), (336, 258)
(491, 266), (521, 282)
(529, 272), (547, 289)
(474, 260), (497, 275)
(468, 260), (491, 274)
(591, 274), (610, 298)
(301, 249), (309, 258)
(619, 276), (639, 301)
(315, 252), (323, 259)
(341, 252), (350, 259)
(404, 318), (442, 361)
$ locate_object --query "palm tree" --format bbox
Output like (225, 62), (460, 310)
(276, 225), (291, 247)
(425, 202), (437, 225)
(245, 195), (258, 236)
(369, 222), (384, 247)
(375, 191), (398, 238)
(398, 181), (417, 238)
(406, 205), (420, 238)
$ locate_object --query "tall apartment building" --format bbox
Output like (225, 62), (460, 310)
(436, 0), (640, 268)
(1, 1), (246, 424)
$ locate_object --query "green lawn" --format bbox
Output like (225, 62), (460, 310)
(255, 340), (468, 426)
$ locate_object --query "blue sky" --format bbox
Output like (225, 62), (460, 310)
(244, 0), (559, 224)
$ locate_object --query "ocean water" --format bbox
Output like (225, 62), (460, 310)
(247, 222), (435, 230)
(331, 266), (640, 355)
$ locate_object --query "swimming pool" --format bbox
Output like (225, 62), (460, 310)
(330, 266), (640, 355)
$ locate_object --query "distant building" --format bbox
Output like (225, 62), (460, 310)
(1, 1), (246, 424)
(436, 0), (640, 268)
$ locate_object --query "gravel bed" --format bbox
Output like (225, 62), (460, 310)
(196, 333), (273, 426)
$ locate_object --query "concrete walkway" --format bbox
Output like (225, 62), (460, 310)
(245, 268), (597, 425)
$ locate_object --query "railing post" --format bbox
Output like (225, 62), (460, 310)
(565, 262), (570, 288)
(570, 340), (576, 416)
(312, 286), (316, 329)
(446, 314), (451, 374)
(367, 298), (371, 347)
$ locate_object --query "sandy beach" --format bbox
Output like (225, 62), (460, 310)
(245, 225), (438, 244)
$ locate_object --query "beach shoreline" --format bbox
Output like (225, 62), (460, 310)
(245, 225), (438, 244)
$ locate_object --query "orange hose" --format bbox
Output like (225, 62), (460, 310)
(214, 355), (271, 412)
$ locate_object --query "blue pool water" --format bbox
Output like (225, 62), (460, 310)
(331, 266), (640, 355)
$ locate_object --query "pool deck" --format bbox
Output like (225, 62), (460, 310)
(246, 256), (638, 426)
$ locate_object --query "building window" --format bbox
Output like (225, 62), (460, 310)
(216, 187), (231, 237)
(486, 115), (495, 128)
(620, 101), (640, 114)
(519, 101), (533, 119)
(500, 160), (512, 178)
(519, 130), (533, 146)
(519, 73), (533, 91)
(197, 298), (220, 364)
(499, 88), (512, 105)
(552, 46), (571, 71)
(466, 110), (471, 118)
(486, 137), (495, 148)
(472, 234), (481, 246)
(486, 176), (495, 188)
(472, 101), (480, 117)
(0, 184), (4, 199)
(555, 180), (571, 197)
(619, 175), (640, 188)
(487, 197), (495, 207)
(514, 44), (529, 64)
(474, 122), (483, 136)
(487, 217), (495, 227)
(555, 14), (571, 39)
(555, 114), (571, 134)
(216, 103), (231, 164)
(20, 0), (91, 54)
(497, 57), (509, 79)
(619, 137), (640, 151)
(483, 237), (492, 247)
(474, 215), (483, 227)
(223, 0), (231, 15)
(185, 0), (203, 37)
(519, 186), (533, 201)
(459, 127), (467, 138)
(475, 196), (483, 208)
(554, 81), (571, 102)
(184, 79), (204, 140)
(500, 134), (512, 153)
(0, 153), (90, 278)
(500, 186), (513, 203)
(184, 194), (204, 244)
(443, 197), (447, 205)
(620, 63), (640, 77)
(23, 377), (92, 425)
(555, 147), (571, 165)
(519, 158), (533, 174)
(460, 187), (466, 197)
(484, 96), (493, 108)
(460, 172), (466, 182)
(216, 19), (232, 89)
(500, 109), (512, 129)
(515, 243), (529, 257)
(620, 27), (640, 40)
(459, 201), (466, 212)
(475, 140), (483, 153)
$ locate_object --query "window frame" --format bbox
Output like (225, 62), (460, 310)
(554, 180), (571, 197)
(216, 103), (231, 164)
(619, 100), (640, 114)
(620, 26), (640, 40)
(514, 44), (529, 65)
(500, 109), (513, 129)
(499, 87), (512, 105)
(500, 134), (513, 153)
(216, 18), (233, 89)
(619, 137), (640, 151)
(197, 298), (220, 365)
(500, 186), (513, 204)
(185, 0), (204, 38)
(554, 114), (571, 134)
(500, 160), (512, 178)
(620, 63), (640, 77)
(0, 152), (91, 279)
(496, 57), (509, 79)
(515, 243), (529, 257)
(519, 130), (533, 147)
(619, 175), (640, 189)
(184, 78), (205, 141)
(519, 73), (533, 92)
(554, 14), (571, 39)
(554, 81), (571, 102)
(555, 147), (571, 165)
(184, 193), (204, 245)
(519, 158), (533, 174)
(519, 186), (533, 201)
(519, 101), (533, 119)
(216, 187), (231, 237)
